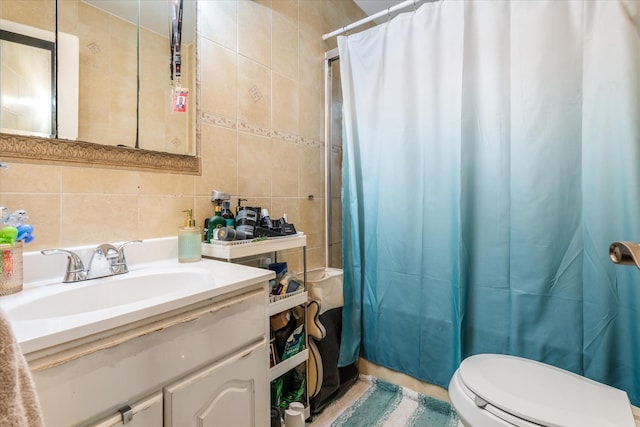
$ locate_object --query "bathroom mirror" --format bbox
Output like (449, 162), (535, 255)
(0, 0), (199, 174)
(0, 27), (55, 138)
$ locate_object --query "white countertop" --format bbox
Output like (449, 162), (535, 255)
(0, 237), (273, 354)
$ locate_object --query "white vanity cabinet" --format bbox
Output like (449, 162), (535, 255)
(164, 341), (267, 426)
(27, 284), (270, 427)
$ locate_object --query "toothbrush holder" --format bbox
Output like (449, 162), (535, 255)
(0, 242), (23, 296)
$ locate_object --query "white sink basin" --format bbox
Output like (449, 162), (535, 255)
(0, 243), (274, 355)
(7, 269), (210, 320)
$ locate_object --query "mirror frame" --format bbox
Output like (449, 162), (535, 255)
(0, 132), (200, 173)
(0, 0), (201, 175)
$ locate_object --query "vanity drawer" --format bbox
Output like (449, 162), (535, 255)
(31, 286), (267, 427)
(88, 392), (162, 427)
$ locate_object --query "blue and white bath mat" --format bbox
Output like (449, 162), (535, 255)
(308, 375), (459, 427)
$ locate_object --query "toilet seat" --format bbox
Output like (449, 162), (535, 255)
(452, 354), (635, 427)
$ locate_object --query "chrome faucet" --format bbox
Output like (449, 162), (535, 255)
(42, 240), (143, 283)
(86, 243), (119, 279)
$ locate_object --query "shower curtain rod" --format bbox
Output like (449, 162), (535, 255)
(322, 0), (421, 40)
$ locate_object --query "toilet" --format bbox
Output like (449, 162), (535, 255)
(448, 354), (635, 426)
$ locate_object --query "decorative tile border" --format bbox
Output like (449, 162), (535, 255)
(201, 111), (325, 149)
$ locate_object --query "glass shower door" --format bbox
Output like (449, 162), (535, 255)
(325, 49), (342, 269)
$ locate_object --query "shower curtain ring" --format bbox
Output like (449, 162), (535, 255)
(387, 6), (392, 21)
(413, 0), (418, 12)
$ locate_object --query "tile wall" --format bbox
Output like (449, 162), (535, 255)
(0, 0), (367, 273)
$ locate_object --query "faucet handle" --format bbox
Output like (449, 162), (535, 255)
(41, 249), (86, 283)
(117, 240), (143, 253)
(114, 240), (143, 274)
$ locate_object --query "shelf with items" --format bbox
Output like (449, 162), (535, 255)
(202, 232), (310, 422)
(268, 288), (307, 316)
(270, 359), (308, 421)
(201, 233), (306, 261)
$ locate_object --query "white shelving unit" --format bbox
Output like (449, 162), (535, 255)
(202, 233), (307, 261)
(202, 234), (310, 420)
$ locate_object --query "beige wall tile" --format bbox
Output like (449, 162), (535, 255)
(199, 0), (237, 51)
(0, 194), (60, 251)
(270, 197), (300, 225)
(0, 162), (60, 193)
(197, 124), (239, 197)
(302, 199), (325, 247)
(272, 0), (298, 24)
(305, 246), (325, 270)
(272, 73), (299, 135)
(299, 196), (324, 249)
(61, 167), (140, 194)
(60, 194), (138, 246)
(298, 85), (324, 142)
(272, 12), (299, 80)
(139, 195), (195, 239)
(138, 171), (194, 196)
(201, 39), (238, 120)
(238, 55), (272, 129)
(271, 140), (299, 197)
(237, 131), (272, 197)
(298, 145), (324, 198)
(298, 28), (324, 94)
(238, 0), (272, 68)
(1, 0), (56, 32)
(298, 0), (324, 38)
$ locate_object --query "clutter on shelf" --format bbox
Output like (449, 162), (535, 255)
(204, 190), (297, 243)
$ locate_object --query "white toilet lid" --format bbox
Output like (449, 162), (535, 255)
(458, 354), (635, 427)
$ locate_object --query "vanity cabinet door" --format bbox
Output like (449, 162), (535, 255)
(164, 341), (268, 427)
(88, 393), (162, 427)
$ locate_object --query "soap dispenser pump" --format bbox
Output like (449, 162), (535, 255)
(178, 209), (201, 263)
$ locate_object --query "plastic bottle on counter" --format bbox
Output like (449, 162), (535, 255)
(221, 201), (235, 227)
(178, 209), (201, 262)
(206, 205), (226, 242)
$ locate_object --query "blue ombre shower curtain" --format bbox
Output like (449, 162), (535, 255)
(338, 0), (640, 405)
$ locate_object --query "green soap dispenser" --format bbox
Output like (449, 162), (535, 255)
(206, 205), (226, 242)
(179, 209), (202, 263)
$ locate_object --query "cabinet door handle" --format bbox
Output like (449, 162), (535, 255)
(118, 405), (134, 424)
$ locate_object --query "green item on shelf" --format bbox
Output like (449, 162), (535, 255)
(278, 369), (306, 410)
(271, 377), (284, 407)
(281, 324), (304, 361)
